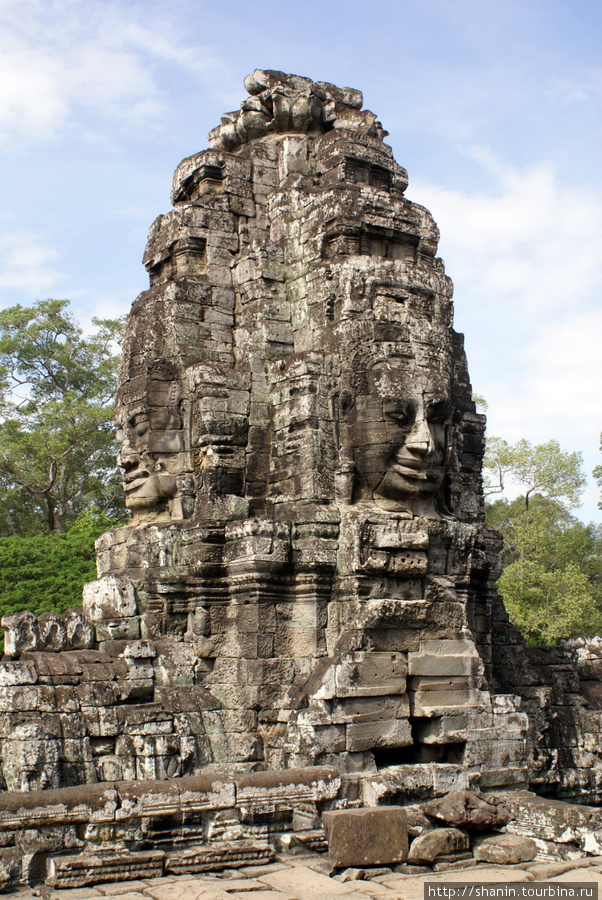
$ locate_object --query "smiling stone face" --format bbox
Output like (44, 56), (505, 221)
(342, 357), (452, 517)
(115, 362), (185, 519)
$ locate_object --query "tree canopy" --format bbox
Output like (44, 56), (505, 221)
(484, 436), (586, 510)
(484, 437), (602, 645)
(594, 432), (602, 511)
(0, 299), (125, 534)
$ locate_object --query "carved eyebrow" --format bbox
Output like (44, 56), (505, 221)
(383, 398), (414, 413)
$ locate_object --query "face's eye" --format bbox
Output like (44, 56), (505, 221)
(383, 400), (414, 427)
(426, 400), (450, 424)
(130, 415), (150, 438)
(386, 410), (410, 426)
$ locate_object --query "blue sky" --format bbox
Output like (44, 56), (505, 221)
(1, 0), (601, 519)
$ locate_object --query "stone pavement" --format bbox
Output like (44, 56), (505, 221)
(9, 852), (602, 900)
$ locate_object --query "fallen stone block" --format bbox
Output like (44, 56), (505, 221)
(407, 827), (470, 864)
(322, 806), (408, 867)
(422, 790), (511, 829)
(235, 765), (341, 814)
(46, 849), (164, 888)
(498, 790), (602, 844)
(473, 833), (537, 864)
(165, 839), (275, 873)
(582, 830), (602, 855)
(274, 828), (328, 853)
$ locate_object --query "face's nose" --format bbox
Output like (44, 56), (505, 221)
(118, 451), (140, 472)
(117, 434), (140, 472)
(405, 413), (434, 456)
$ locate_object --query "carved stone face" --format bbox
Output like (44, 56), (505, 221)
(116, 368), (185, 516)
(343, 358), (451, 515)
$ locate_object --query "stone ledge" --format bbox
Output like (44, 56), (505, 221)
(0, 765), (341, 831)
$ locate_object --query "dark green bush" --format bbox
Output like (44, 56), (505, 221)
(0, 510), (127, 648)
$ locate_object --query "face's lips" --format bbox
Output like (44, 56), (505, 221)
(393, 454), (426, 468)
(391, 463), (430, 480)
(124, 471), (150, 488)
(390, 454), (445, 479)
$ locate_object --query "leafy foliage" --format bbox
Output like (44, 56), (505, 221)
(0, 509), (127, 626)
(594, 432), (602, 511)
(484, 437), (586, 510)
(0, 299), (126, 534)
(486, 491), (602, 646)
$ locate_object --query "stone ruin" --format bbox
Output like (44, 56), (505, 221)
(2, 69), (602, 889)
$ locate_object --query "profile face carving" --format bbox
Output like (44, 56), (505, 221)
(116, 362), (185, 517)
(343, 358), (451, 516)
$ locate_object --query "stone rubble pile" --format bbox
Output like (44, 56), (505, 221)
(0, 766), (337, 890)
(3, 785), (602, 892)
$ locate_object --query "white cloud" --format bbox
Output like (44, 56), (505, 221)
(0, 0), (235, 144)
(487, 308), (602, 449)
(0, 231), (64, 295)
(547, 65), (602, 108)
(411, 156), (602, 320)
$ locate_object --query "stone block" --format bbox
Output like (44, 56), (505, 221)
(116, 780), (180, 819)
(500, 790), (602, 843)
(202, 709), (258, 733)
(0, 684), (57, 713)
(407, 827), (470, 864)
(94, 617), (141, 643)
(408, 653), (482, 677)
(323, 806), (408, 867)
(165, 840), (275, 874)
(82, 576), (137, 622)
(235, 766), (340, 810)
(37, 613), (68, 652)
(422, 790), (511, 829)
(473, 833), (537, 864)
(346, 717), (412, 752)
(0, 659), (38, 686)
(207, 730), (263, 763)
(413, 715), (469, 744)
(1, 611), (39, 656)
(46, 849), (164, 888)
(62, 608), (95, 649)
(334, 652), (407, 698)
(332, 695), (410, 724)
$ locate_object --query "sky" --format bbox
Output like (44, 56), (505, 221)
(1, 0), (601, 520)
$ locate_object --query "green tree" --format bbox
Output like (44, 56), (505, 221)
(0, 509), (127, 650)
(487, 495), (602, 643)
(0, 300), (125, 534)
(484, 437), (585, 510)
(484, 439), (602, 645)
(594, 432), (602, 511)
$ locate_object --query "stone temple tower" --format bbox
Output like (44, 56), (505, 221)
(0, 71), (534, 799)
